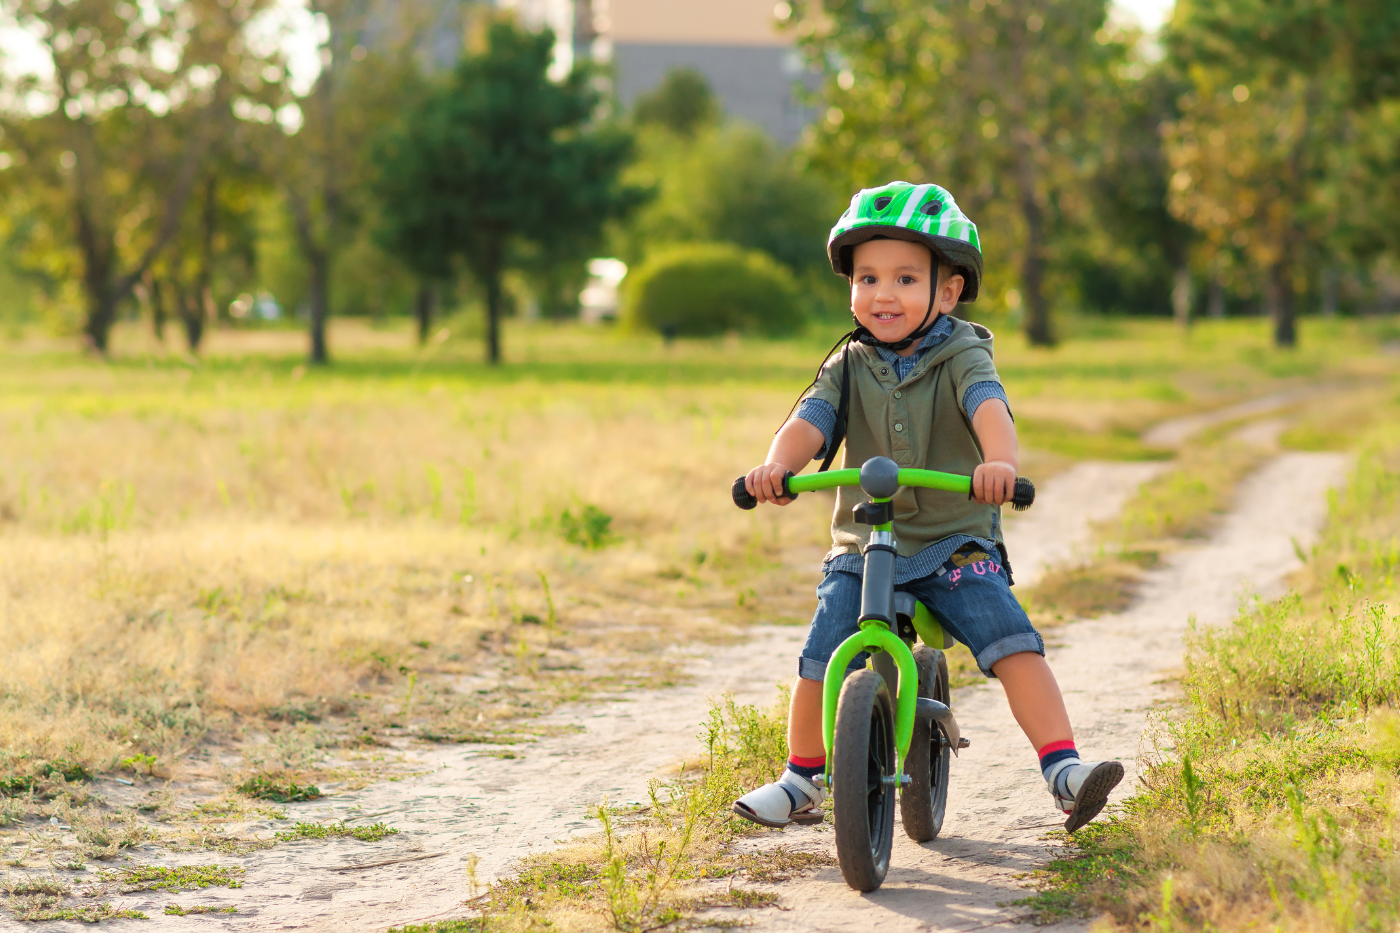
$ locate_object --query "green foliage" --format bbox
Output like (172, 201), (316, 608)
(372, 20), (644, 362)
(622, 243), (802, 338)
(164, 904), (239, 915)
(632, 68), (719, 136)
(235, 772), (322, 803)
(790, 0), (1128, 344)
(273, 821), (399, 842)
(559, 504), (614, 549)
(99, 864), (244, 892)
(618, 123), (844, 281)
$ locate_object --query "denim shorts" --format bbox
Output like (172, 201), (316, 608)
(798, 550), (1042, 681)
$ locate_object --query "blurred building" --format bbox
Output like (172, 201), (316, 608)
(502, 0), (814, 143)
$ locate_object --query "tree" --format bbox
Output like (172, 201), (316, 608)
(0, 0), (280, 353)
(1164, 0), (1400, 345)
(372, 19), (643, 363)
(267, 0), (435, 365)
(632, 68), (719, 137)
(789, 0), (1125, 346)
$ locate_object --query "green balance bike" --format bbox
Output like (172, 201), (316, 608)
(732, 456), (1035, 892)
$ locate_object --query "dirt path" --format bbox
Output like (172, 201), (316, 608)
(720, 450), (1348, 933)
(0, 463), (1153, 932)
(4, 452), (1345, 931)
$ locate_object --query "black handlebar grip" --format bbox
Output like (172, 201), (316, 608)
(731, 472), (798, 509)
(1012, 477), (1036, 511)
(732, 476), (758, 510)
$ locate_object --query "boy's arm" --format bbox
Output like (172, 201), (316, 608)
(970, 400), (1018, 505)
(745, 418), (826, 506)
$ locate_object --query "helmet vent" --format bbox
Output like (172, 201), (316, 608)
(873, 196), (893, 211)
(921, 201), (943, 216)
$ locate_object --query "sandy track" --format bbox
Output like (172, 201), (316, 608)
(3, 455), (1342, 931)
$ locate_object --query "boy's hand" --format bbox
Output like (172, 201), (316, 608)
(972, 460), (1017, 505)
(746, 463), (795, 506)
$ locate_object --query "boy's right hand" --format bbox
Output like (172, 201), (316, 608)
(746, 463), (795, 506)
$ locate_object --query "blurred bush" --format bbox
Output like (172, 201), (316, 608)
(622, 243), (802, 338)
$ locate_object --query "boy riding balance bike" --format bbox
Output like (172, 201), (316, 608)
(730, 182), (1123, 891)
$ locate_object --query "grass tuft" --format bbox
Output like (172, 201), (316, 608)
(273, 820), (399, 842)
(98, 863), (245, 892)
(235, 772), (322, 803)
(164, 903), (239, 915)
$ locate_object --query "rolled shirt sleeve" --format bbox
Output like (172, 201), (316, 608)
(795, 398), (837, 460)
(961, 380), (1011, 420)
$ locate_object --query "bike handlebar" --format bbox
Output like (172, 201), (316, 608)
(731, 467), (1035, 511)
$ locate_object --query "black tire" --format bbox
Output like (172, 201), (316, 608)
(832, 668), (897, 892)
(901, 646), (952, 842)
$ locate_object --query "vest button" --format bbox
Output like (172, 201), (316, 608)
(894, 422), (904, 432)
(893, 391), (902, 399)
(880, 367), (888, 375)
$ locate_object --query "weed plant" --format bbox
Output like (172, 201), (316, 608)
(1025, 410), (1400, 930)
(273, 820), (399, 842)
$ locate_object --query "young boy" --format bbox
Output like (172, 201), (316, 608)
(733, 181), (1122, 833)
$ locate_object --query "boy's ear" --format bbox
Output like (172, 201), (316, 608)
(942, 271), (965, 306)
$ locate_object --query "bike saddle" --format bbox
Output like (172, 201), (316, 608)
(894, 592), (954, 649)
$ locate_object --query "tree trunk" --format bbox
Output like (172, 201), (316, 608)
(83, 288), (119, 354)
(1321, 266), (1338, 317)
(484, 268), (502, 364)
(1265, 262), (1296, 347)
(1172, 266), (1192, 329)
(1018, 188), (1051, 346)
(1013, 133), (1050, 345)
(1207, 279), (1225, 319)
(309, 251), (330, 365)
(416, 284), (435, 344)
(146, 273), (167, 341)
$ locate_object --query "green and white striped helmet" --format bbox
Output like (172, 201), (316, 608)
(827, 181), (983, 302)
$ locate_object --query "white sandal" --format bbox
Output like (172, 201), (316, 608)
(732, 771), (826, 828)
(1045, 759), (1123, 832)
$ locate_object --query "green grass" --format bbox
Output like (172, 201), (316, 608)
(273, 820), (399, 842)
(98, 863), (245, 892)
(1023, 403), (1400, 931)
(235, 773), (323, 803)
(164, 903), (239, 915)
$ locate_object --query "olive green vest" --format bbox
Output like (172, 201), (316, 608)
(802, 317), (1003, 563)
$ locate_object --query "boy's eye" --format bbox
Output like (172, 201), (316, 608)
(859, 275), (878, 285)
(898, 275), (916, 285)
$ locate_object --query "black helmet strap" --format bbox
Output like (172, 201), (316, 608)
(780, 282), (940, 473)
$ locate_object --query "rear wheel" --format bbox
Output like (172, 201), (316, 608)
(901, 646), (951, 842)
(832, 668), (897, 892)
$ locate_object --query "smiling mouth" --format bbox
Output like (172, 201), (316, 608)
(874, 312), (902, 322)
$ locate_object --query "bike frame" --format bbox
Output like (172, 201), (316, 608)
(785, 467), (973, 783)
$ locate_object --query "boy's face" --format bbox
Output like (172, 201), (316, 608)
(850, 238), (963, 346)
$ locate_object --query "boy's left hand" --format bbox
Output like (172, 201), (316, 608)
(972, 460), (1017, 505)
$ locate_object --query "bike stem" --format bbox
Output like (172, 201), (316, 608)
(820, 495), (919, 782)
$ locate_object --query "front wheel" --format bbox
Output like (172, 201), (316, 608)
(901, 646), (951, 842)
(832, 668), (897, 892)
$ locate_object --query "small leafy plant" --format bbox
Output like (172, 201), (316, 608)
(235, 772), (321, 803)
(274, 821), (399, 842)
(559, 504), (614, 549)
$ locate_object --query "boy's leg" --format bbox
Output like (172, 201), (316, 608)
(990, 651), (1071, 749)
(904, 551), (1122, 831)
(733, 570), (863, 828)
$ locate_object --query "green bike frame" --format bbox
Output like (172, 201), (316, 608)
(785, 468), (970, 781)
